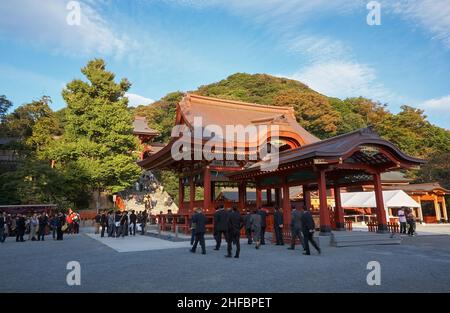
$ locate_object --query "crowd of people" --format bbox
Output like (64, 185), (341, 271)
(0, 209), (81, 243)
(93, 209), (149, 238)
(189, 204), (321, 258)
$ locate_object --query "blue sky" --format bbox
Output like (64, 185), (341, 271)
(0, 0), (449, 129)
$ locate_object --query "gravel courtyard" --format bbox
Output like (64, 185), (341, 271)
(1, 229), (449, 293)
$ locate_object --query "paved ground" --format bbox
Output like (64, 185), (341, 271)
(1, 229), (450, 293)
(85, 233), (218, 252)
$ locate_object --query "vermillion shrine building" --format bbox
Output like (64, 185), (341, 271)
(138, 94), (426, 234)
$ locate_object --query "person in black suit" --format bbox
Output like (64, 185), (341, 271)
(273, 206), (284, 245)
(190, 208), (206, 254)
(100, 210), (108, 237)
(226, 206), (243, 258)
(0, 212), (6, 243)
(141, 210), (148, 235)
(15, 214), (26, 242)
(189, 217), (196, 245)
(257, 207), (267, 245)
(301, 207), (321, 255)
(213, 205), (229, 250)
(56, 213), (65, 241)
(288, 205), (304, 251)
(129, 210), (137, 236)
(37, 213), (49, 241)
(120, 211), (128, 238)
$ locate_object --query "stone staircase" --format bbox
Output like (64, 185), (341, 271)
(122, 187), (178, 214)
(148, 188), (179, 214)
(329, 231), (401, 247)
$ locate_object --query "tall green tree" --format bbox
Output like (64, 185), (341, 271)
(0, 95), (12, 124)
(47, 59), (141, 205)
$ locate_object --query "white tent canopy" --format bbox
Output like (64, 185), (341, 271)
(341, 190), (420, 208)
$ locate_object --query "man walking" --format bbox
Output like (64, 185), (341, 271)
(129, 210), (137, 236)
(226, 206), (243, 258)
(244, 210), (252, 244)
(288, 205), (304, 251)
(0, 212), (6, 243)
(273, 206), (284, 245)
(120, 211), (128, 238)
(16, 214), (26, 242)
(141, 210), (148, 235)
(213, 205), (229, 250)
(190, 208), (206, 255)
(250, 209), (262, 249)
(37, 213), (48, 241)
(301, 207), (321, 255)
(56, 212), (65, 241)
(94, 213), (101, 234)
(100, 210), (108, 238)
(50, 214), (58, 240)
(257, 207), (267, 245)
(190, 216), (196, 246)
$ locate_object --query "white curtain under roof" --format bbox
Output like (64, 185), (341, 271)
(341, 190), (420, 208)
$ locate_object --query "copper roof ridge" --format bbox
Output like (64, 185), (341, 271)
(186, 93), (295, 112)
(281, 127), (379, 155)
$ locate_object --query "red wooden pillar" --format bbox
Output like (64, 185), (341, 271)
(318, 169), (331, 235)
(256, 188), (262, 209)
(373, 172), (388, 233)
(189, 175), (195, 215)
(282, 183), (291, 227)
(303, 185), (311, 210)
(211, 181), (216, 205)
(178, 177), (184, 213)
(238, 182), (246, 211)
(266, 188), (272, 206)
(334, 186), (345, 231)
(275, 188), (281, 207)
(203, 166), (211, 213)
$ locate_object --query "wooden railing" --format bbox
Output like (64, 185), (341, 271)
(155, 213), (216, 235)
(367, 221), (399, 233)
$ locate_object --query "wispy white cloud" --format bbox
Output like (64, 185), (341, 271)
(217, 0), (362, 29)
(416, 94), (450, 129)
(386, 0), (450, 49)
(125, 93), (154, 107)
(421, 94), (450, 113)
(279, 32), (399, 103)
(287, 61), (397, 103)
(0, 0), (132, 57)
(284, 34), (350, 63)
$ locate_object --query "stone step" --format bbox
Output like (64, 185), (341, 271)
(333, 240), (401, 247)
(330, 232), (401, 247)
